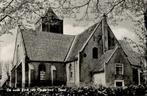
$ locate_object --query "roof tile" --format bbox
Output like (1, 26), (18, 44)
(21, 29), (75, 61)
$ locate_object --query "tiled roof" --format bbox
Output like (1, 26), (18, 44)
(93, 48), (117, 73)
(21, 16), (141, 67)
(119, 40), (141, 66)
(66, 22), (101, 61)
(92, 39), (141, 73)
(21, 29), (75, 61)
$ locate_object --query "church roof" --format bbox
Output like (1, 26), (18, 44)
(45, 7), (61, 20)
(119, 40), (141, 67)
(21, 29), (75, 61)
(20, 14), (141, 67)
(93, 47), (117, 73)
(66, 22), (101, 61)
(92, 40), (141, 73)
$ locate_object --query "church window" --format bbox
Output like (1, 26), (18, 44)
(42, 17), (50, 32)
(50, 24), (59, 33)
(69, 64), (73, 80)
(115, 63), (123, 75)
(93, 47), (98, 58)
(114, 80), (124, 87)
(93, 35), (102, 43)
(51, 65), (57, 85)
(93, 36), (95, 41)
(112, 38), (115, 46)
(42, 23), (46, 31)
(133, 68), (139, 85)
(38, 64), (46, 80)
(83, 53), (87, 57)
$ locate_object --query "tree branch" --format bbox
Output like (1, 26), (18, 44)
(66, 0), (91, 9)
(0, 15), (9, 22)
(95, 0), (101, 13)
(1, 0), (14, 12)
(106, 0), (125, 15)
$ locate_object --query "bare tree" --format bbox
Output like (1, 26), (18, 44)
(0, 0), (147, 76)
(0, 1), (145, 61)
(0, 0), (145, 49)
(0, 0), (59, 36)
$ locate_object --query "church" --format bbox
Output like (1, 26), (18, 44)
(10, 7), (142, 88)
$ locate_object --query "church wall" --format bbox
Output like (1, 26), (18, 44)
(11, 69), (15, 87)
(79, 24), (103, 84)
(66, 61), (78, 87)
(28, 62), (66, 86)
(93, 72), (106, 87)
(11, 30), (26, 88)
(79, 21), (118, 86)
(105, 48), (133, 87)
(13, 30), (26, 67)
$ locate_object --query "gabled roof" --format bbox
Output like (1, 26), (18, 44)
(45, 7), (60, 20)
(92, 40), (141, 73)
(21, 29), (75, 61)
(20, 12), (141, 67)
(119, 40), (141, 66)
(66, 22), (101, 61)
(93, 47), (118, 73)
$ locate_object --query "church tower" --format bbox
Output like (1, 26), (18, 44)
(37, 7), (63, 34)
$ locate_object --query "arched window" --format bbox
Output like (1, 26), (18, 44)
(38, 64), (46, 81)
(42, 17), (49, 32)
(51, 65), (57, 85)
(69, 64), (73, 80)
(93, 47), (98, 58)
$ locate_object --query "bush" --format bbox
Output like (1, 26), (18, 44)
(0, 85), (146, 96)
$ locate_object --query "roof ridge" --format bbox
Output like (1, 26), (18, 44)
(93, 46), (118, 73)
(12, 27), (19, 67)
(105, 46), (118, 64)
(118, 40), (142, 67)
(77, 23), (97, 36)
(23, 28), (76, 37)
(21, 29), (75, 61)
(64, 35), (77, 61)
(79, 21), (101, 52)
